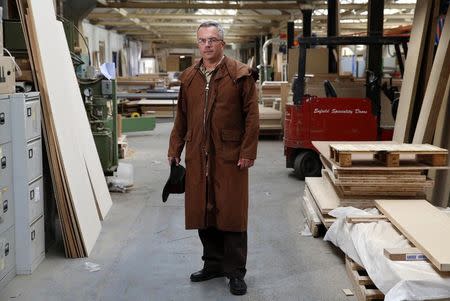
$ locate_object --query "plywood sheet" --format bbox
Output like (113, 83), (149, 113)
(21, 4), (79, 256)
(413, 12), (450, 144)
(28, 0), (102, 255)
(54, 34), (112, 220)
(431, 78), (450, 207)
(393, 0), (433, 142)
(31, 0), (111, 220)
(305, 177), (340, 214)
(376, 199), (450, 271)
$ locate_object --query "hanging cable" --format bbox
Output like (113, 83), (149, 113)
(56, 15), (91, 66)
(3, 48), (22, 77)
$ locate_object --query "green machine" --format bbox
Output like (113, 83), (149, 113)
(79, 78), (118, 175)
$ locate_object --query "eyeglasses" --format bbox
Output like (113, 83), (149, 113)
(197, 37), (223, 45)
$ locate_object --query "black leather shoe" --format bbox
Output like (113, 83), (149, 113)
(190, 269), (225, 282)
(229, 277), (247, 295)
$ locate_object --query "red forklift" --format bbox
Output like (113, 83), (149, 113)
(284, 35), (409, 179)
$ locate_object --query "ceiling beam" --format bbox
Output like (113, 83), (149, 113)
(88, 13), (294, 21)
(97, 2), (302, 10)
(96, 2), (414, 10)
(89, 12), (412, 22)
(97, 21), (275, 28)
(121, 30), (267, 36)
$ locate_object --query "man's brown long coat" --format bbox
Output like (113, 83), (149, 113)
(168, 56), (259, 232)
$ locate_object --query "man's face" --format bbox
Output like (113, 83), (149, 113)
(197, 26), (225, 62)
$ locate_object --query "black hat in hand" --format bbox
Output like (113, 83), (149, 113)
(162, 161), (186, 202)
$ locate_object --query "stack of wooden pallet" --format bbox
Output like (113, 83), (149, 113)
(325, 143), (445, 198)
(301, 141), (448, 233)
(259, 81), (289, 136)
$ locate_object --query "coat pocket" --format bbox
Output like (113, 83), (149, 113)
(221, 129), (242, 162)
(184, 130), (193, 162)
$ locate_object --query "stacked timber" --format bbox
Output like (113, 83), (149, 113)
(123, 99), (176, 118)
(302, 141), (448, 231)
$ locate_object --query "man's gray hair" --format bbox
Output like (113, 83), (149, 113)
(197, 21), (224, 40)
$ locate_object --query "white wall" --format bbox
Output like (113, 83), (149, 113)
(81, 20), (126, 64)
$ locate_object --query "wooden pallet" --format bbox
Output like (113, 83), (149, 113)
(345, 256), (384, 301)
(329, 143), (448, 167)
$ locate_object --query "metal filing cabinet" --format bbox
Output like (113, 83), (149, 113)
(0, 94), (14, 290)
(11, 92), (45, 275)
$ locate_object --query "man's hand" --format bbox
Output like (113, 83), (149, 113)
(168, 157), (180, 165)
(237, 158), (254, 170)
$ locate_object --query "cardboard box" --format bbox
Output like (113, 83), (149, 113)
(0, 56), (15, 94)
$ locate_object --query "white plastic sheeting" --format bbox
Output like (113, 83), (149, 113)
(324, 207), (450, 301)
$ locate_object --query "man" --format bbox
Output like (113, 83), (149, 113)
(167, 21), (259, 296)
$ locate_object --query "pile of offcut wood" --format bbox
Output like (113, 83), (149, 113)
(17, 0), (112, 257)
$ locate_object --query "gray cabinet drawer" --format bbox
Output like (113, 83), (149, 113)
(25, 100), (41, 141)
(0, 226), (15, 281)
(30, 216), (45, 272)
(26, 139), (42, 182)
(0, 143), (12, 186)
(0, 186), (13, 235)
(28, 178), (44, 224)
(0, 99), (11, 145)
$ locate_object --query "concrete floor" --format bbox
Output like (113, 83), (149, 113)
(0, 121), (356, 301)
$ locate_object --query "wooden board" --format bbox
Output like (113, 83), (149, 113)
(346, 216), (388, 224)
(32, 0), (112, 221)
(21, 3), (80, 257)
(431, 78), (450, 207)
(384, 247), (426, 261)
(393, 0), (433, 142)
(413, 11), (450, 144)
(376, 199), (450, 271)
(28, 0), (102, 255)
(303, 185), (336, 228)
(300, 194), (321, 238)
(305, 177), (340, 214)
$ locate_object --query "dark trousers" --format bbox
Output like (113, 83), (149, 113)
(198, 227), (247, 279)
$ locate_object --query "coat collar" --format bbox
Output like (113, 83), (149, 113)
(179, 56), (251, 87)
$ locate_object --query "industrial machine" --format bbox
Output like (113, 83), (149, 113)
(79, 78), (118, 175)
(284, 35), (409, 179)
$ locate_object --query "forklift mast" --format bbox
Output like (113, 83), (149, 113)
(293, 35), (410, 109)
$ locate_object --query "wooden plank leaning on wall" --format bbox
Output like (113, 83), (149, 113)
(393, 0), (433, 142)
